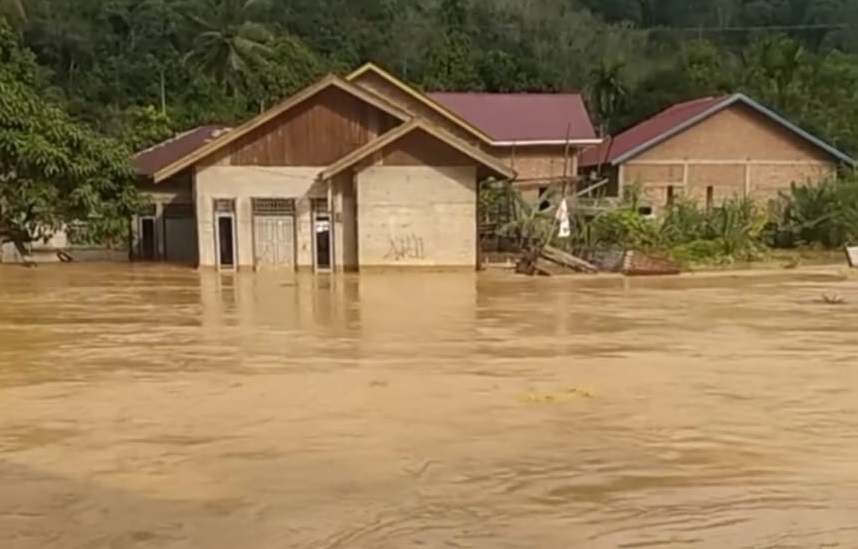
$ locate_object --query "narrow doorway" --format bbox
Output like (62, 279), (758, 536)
(312, 198), (332, 271)
(139, 216), (157, 260)
(214, 199), (237, 270)
(216, 215), (235, 268)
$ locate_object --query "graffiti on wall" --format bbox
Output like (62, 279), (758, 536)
(384, 233), (425, 260)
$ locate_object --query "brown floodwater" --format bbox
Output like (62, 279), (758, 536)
(2, 264), (858, 548)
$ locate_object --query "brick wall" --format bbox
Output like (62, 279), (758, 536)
(620, 104), (838, 214)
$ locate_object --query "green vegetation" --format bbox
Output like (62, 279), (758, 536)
(3, 0), (858, 252)
(488, 175), (858, 269)
(0, 21), (140, 255)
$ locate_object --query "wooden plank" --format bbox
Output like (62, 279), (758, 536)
(540, 245), (599, 273)
(845, 246), (858, 268)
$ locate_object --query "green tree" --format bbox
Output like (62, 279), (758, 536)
(0, 22), (140, 256)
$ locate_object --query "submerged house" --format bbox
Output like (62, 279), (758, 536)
(132, 64), (600, 271)
(578, 93), (855, 215)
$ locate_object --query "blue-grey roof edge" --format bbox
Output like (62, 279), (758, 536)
(612, 93), (855, 167)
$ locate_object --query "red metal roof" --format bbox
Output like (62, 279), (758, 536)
(579, 96), (727, 167)
(427, 92), (597, 143)
(134, 125), (232, 177)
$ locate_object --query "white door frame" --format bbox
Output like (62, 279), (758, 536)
(311, 199), (333, 273)
(214, 211), (237, 271)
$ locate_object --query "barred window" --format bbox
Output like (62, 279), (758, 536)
(252, 198), (295, 215)
(213, 198), (236, 213)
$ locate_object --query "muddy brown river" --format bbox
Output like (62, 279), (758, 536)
(1, 264), (858, 548)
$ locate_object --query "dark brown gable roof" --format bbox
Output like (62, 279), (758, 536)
(134, 125), (232, 178)
(148, 74), (411, 183)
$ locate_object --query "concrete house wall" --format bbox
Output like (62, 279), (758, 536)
(339, 127), (490, 269)
(195, 166), (325, 268)
(620, 104), (838, 214)
(356, 165), (477, 268)
(189, 85), (402, 270)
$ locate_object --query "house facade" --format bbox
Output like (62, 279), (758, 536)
(132, 64), (599, 271)
(578, 93), (855, 215)
(133, 75), (515, 272)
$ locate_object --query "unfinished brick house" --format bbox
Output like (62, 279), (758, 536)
(578, 93), (855, 215)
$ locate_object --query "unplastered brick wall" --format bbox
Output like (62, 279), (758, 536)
(622, 161), (836, 214)
(618, 104), (839, 213)
(490, 145), (577, 187)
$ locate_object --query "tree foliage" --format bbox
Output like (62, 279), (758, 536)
(0, 21), (139, 253)
(4, 0), (857, 153)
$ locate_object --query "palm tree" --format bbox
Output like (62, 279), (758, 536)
(586, 59), (627, 137)
(586, 59), (628, 174)
(181, 0), (273, 97)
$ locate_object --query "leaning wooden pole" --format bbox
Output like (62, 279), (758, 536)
(536, 123), (573, 251)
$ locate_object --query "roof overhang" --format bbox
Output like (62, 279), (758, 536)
(149, 74), (411, 183)
(318, 119), (516, 182)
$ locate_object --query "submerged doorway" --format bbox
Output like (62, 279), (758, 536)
(214, 199), (236, 270)
(312, 198), (332, 271)
(251, 197), (296, 271)
(139, 216), (157, 260)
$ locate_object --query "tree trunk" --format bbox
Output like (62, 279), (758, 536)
(0, 221), (36, 267)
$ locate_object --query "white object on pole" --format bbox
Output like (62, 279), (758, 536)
(556, 198), (571, 238)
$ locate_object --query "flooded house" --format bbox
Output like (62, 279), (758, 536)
(132, 64), (601, 272)
(577, 93), (855, 216)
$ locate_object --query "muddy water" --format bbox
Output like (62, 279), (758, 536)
(2, 265), (858, 548)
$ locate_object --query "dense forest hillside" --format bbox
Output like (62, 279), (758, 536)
(3, 0), (858, 153)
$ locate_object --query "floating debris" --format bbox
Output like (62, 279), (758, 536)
(821, 293), (845, 305)
(521, 387), (595, 404)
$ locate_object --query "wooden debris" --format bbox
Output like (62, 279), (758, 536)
(541, 245), (599, 273)
(514, 251), (552, 276)
(845, 245), (858, 268)
(621, 250), (680, 276)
